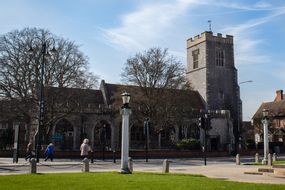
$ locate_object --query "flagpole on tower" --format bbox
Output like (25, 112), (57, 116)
(208, 20), (212, 32)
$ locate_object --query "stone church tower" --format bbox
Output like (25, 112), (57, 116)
(186, 31), (241, 152)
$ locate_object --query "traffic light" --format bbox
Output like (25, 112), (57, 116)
(198, 116), (205, 129)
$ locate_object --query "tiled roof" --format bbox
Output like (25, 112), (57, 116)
(46, 87), (104, 104)
(103, 82), (204, 109)
(252, 100), (285, 119)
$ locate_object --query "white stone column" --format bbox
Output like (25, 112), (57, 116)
(120, 108), (131, 174)
(262, 118), (269, 165)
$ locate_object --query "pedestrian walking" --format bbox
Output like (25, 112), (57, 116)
(25, 142), (34, 161)
(80, 138), (91, 160)
(44, 143), (55, 161)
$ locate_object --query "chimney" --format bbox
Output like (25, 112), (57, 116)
(275, 90), (283, 101)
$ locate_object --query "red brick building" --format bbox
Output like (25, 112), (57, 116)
(252, 90), (285, 147)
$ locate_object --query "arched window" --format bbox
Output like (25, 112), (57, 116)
(54, 119), (74, 150)
(93, 121), (111, 150)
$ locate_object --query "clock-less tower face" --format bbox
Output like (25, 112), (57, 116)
(186, 31), (239, 113)
(186, 31), (241, 153)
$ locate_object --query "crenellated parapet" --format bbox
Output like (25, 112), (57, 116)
(187, 31), (233, 48)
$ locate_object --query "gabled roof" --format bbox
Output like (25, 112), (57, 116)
(252, 100), (285, 119)
(46, 87), (104, 105)
(1, 80), (205, 119)
(102, 81), (205, 110)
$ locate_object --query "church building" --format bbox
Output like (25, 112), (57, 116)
(0, 31), (240, 154)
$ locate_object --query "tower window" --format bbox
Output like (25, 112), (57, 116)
(215, 49), (225, 66)
(192, 49), (199, 69)
(219, 90), (224, 100)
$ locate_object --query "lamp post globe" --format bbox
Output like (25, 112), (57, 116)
(262, 109), (269, 118)
(121, 92), (131, 107)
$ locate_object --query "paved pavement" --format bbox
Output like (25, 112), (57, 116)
(0, 156), (285, 185)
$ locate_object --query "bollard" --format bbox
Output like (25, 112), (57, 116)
(90, 151), (94, 164)
(128, 157), (133, 173)
(268, 153), (272, 166)
(236, 154), (240, 165)
(255, 153), (259, 164)
(273, 153), (277, 162)
(82, 158), (90, 172)
(29, 158), (37, 174)
(162, 159), (170, 173)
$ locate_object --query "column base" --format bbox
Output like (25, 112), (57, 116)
(120, 168), (132, 174)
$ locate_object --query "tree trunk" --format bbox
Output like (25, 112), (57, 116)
(158, 132), (161, 149)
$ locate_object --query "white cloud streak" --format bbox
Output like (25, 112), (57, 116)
(101, 0), (285, 67)
(223, 7), (285, 65)
(101, 0), (199, 52)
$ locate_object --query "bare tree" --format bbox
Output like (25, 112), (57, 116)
(121, 48), (187, 89)
(120, 48), (195, 138)
(0, 28), (98, 140)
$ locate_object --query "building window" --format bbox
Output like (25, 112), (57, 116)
(131, 126), (144, 141)
(219, 90), (224, 100)
(0, 123), (8, 130)
(192, 49), (199, 69)
(215, 49), (225, 66)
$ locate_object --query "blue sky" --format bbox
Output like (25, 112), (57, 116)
(1, 0), (285, 120)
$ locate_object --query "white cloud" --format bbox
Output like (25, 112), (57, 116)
(223, 8), (285, 65)
(254, 1), (272, 8)
(101, 0), (200, 52)
(235, 38), (270, 65)
(99, 0), (285, 69)
(271, 63), (285, 83)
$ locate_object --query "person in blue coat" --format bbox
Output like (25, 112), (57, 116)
(44, 143), (55, 161)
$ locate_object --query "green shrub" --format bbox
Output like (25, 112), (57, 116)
(245, 139), (256, 149)
(176, 138), (200, 150)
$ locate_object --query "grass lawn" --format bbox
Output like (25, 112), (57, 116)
(0, 172), (285, 190)
(243, 160), (285, 165)
(274, 161), (285, 165)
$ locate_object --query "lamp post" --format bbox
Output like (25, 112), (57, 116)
(28, 37), (57, 162)
(12, 122), (20, 163)
(120, 92), (131, 174)
(144, 118), (149, 162)
(237, 80), (253, 154)
(199, 113), (207, 165)
(239, 80), (253, 85)
(102, 124), (107, 160)
(262, 109), (269, 165)
(199, 109), (230, 165)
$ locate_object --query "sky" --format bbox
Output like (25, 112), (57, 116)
(1, 0), (285, 121)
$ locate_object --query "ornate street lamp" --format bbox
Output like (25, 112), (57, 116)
(121, 92), (131, 108)
(262, 109), (269, 165)
(28, 37), (57, 162)
(120, 92), (131, 174)
(237, 80), (253, 154)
